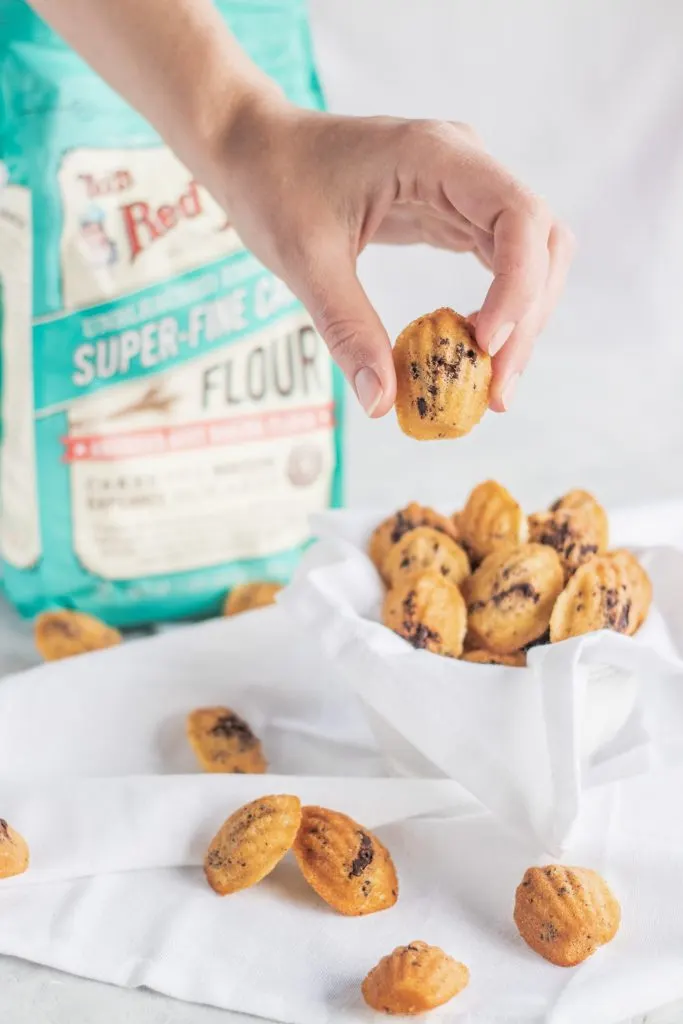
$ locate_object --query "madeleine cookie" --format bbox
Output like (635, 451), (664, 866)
(187, 706), (267, 774)
(204, 794), (301, 896)
(461, 648), (527, 667)
(34, 610), (121, 662)
(467, 544), (564, 654)
(382, 571), (467, 657)
(550, 551), (651, 643)
(368, 503), (459, 580)
(514, 865), (621, 967)
(528, 506), (605, 579)
(0, 819), (29, 879)
(223, 582), (282, 616)
(383, 527), (470, 589)
(293, 806), (398, 916)
(362, 941), (469, 1015)
(607, 549), (653, 630)
(394, 307), (492, 440)
(458, 480), (528, 565)
(549, 489), (609, 551)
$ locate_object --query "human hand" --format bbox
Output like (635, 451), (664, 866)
(214, 95), (575, 417)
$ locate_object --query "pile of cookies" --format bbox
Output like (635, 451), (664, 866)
(371, 481), (652, 665)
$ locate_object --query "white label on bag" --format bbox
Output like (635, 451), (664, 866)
(65, 311), (335, 580)
(58, 147), (241, 310)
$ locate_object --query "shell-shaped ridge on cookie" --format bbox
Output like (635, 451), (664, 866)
(382, 570), (467, 657)
(393, 307), (491, 440)
(383, 526), (471, 589)
(362, 940), (470, 1014)
(514, 865), (621, 967)
(368, 503), (459, 581)
(550, 550), (651, 643)
(204, 794), (301, 895)
(458, 480), (528, 565)
(467, 543), (564, 654)
(293, 806), (398, 916)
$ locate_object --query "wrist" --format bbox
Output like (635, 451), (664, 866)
(190, 74), (292, 207)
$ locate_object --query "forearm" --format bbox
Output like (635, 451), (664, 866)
(27, 0), (281, 188)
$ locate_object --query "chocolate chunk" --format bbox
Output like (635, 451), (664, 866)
(408, 622), (441, 649)
(470, 581), (540, 614)
(390, 510), (414, 545)
(349, 832), (374, 877)
(615, 599), (631, 633)
(0, 819), (9, 841)
(491, 582), (539, 606)
(46, 618), (79, 639)
(416, 397), (428, 418)
(209, 713), (257, 751)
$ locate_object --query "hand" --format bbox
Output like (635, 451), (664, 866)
(214, 96), (575, 417)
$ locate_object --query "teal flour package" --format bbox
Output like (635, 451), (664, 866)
(0, 0), (343, 626)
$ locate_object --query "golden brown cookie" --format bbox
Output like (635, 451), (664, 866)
(293, 806), (398, 916)
(393, 307), (492, 440)
(514, 865), (621, 967)
(34, 610), (121, 662)
(0, 819), (29, 879)
(528, 506), (606, 579)
(362, 941), (469, 1015)
(368, 503), (460, 581)
(186, 706), (267, 774)
(223, 582), (282, 617)
(382, 571), (467, 657)
(467, 544), (564, 654)
(549, 489), (609, 551)
(383, 527), (470, 590)
(549, 551), (651, 643)
(458, 480), (528, 566)
(461, 648), (527, 667)
(204, 794), (301, 896)
(607, 549), (653, 630)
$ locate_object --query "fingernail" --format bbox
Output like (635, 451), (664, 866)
(354, 367), (383, 417)
(502, 372), (520, 411)
(489, 321), (515, 357)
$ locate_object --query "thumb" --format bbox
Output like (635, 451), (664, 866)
(297, 256), (396, 418)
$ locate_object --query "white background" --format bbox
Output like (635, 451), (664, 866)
(318, 0), (683, 514)
(2, 1), (683, 1022)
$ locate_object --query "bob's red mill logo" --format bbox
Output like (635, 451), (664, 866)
(78, 169), (229, 260)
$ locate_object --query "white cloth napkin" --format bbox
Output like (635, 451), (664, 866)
(282, 511), (683, 853)
(1, 503), (683, 1023)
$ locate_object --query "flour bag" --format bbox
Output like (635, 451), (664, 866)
(0, 0), (343, 625)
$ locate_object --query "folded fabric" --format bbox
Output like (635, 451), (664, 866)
(0, 503), (682, 1022)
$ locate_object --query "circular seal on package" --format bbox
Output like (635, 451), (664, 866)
(287, 444), (323, 487)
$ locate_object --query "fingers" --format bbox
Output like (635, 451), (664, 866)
(488, 221), (576, 412)
(294, 248), (396, 417)
(401, 121), (572, 366)
(475, 200), (552, 356)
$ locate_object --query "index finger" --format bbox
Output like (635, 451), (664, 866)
(474, 199), (552, 357)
